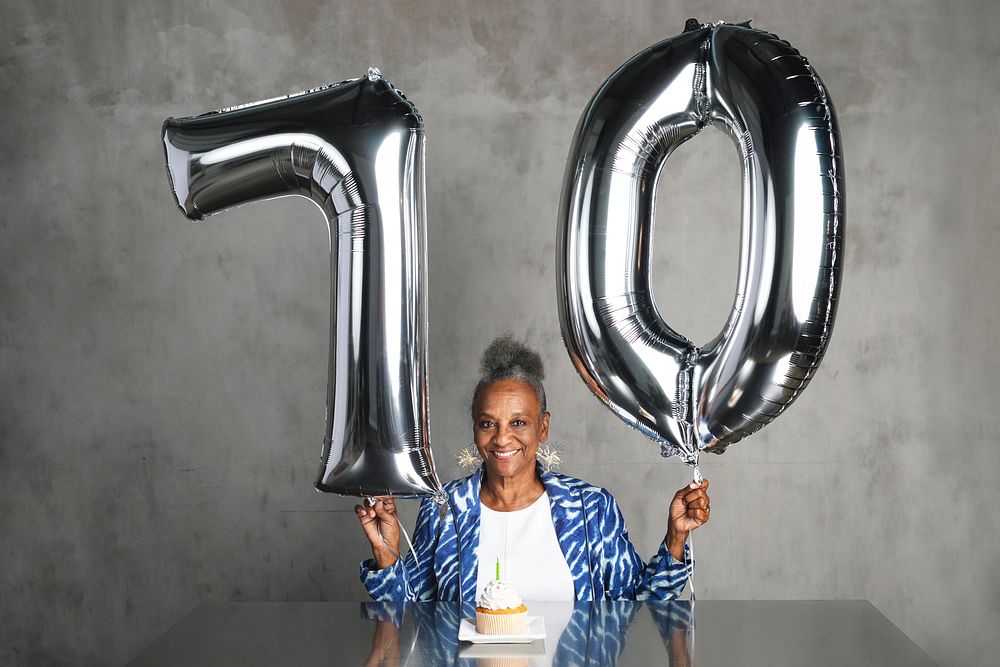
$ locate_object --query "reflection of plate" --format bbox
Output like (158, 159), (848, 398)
(458, 616), (546, 644)
(457, 639), (546, 659)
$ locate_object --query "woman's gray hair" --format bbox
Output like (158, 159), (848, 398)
(471, 334), (547, 417)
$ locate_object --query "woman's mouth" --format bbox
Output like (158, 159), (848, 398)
(491, 449), (521, 460)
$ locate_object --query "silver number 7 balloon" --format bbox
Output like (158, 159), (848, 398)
(162, 69), (443, 498)
(557, 21), (844, 463)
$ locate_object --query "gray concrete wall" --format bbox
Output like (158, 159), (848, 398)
(1, 0), (997, 664)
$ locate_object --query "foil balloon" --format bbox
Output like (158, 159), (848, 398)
(557, 20), (844, 463)
(162, 68), (443, 498)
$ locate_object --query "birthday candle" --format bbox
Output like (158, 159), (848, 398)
(495, 555), (500, 580)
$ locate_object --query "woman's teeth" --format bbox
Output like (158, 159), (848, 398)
(493, 450), (518, 459)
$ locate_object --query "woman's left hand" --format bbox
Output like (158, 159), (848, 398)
(665, 479), (711, 560)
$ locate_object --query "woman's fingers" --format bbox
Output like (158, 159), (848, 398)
(355, 503), (376, 522)
(355, 504), (385, 549)
(684, 491), (709, 509)
(372, 498), (397, 522)
(355, 499), (398, 529)
(674, 479), (711, 527)
(682, 480), (710, 507)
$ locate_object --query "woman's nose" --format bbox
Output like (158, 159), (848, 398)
(495, 424), (514, 446)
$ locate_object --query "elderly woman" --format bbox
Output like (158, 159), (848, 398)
(356, 335), (711, 601)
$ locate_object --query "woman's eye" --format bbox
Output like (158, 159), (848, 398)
(478, 420), (494, 429)
(512, 419), (526, 427)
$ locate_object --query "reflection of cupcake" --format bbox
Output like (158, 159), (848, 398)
(475, 579), (528, 635)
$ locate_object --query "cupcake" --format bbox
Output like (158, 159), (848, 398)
(475, 579), (528, 635)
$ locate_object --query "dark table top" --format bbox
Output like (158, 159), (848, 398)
(125, 599), (936, 666)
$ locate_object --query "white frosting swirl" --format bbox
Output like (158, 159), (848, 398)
(477, 579), (523, 610)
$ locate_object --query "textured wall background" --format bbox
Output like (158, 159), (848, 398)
(2, 0), (997, 665)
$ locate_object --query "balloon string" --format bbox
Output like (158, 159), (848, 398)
(687, 529), (696, 602)
(687, 609), (697, 667)
(449, 496), (463, 603)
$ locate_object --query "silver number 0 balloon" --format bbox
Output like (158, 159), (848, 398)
(557, 21), (844, 462)
(162, 69), (442, 498)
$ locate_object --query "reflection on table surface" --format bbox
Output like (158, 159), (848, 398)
(126, 600), (937, 667)
(359, 600), (691, 667)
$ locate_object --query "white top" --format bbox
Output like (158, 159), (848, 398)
(476, 492), (576, 602)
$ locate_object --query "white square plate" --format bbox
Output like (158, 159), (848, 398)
(458, 616), (546, 644)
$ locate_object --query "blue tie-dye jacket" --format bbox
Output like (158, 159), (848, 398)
(360, 464), (691, 601)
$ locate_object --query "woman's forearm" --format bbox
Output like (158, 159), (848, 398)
(665, 528), (688, 562)
(372, 546), (399, 570)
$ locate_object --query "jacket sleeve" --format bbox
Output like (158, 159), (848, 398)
(596, 489), (690, 601)
(638, 540), (691, 601)
(359, 496), (442, 601)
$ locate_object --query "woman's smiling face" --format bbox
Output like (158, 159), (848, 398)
(473, 378), (550, 482)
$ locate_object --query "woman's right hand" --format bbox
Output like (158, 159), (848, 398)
(354, 497), (401, 569)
